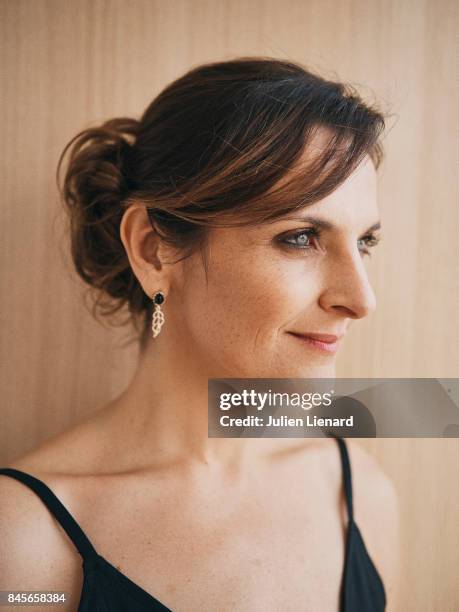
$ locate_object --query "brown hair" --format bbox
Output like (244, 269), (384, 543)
(56, 56), (386, 352)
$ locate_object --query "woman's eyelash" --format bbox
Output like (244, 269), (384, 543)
(278, 228), (381, 257)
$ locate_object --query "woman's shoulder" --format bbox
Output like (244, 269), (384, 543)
(343, 439), (400, 526)
(0, 404), (122, 608)
(344, 439), (401, 606)
(0, 437), (92, 611)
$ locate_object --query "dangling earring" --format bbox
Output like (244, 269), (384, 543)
(151, 291), (165, 338)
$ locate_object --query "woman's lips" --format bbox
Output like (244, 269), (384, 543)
(287, 332), (341, 354)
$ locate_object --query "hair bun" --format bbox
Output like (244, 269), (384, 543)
(57, 116), (143, 327)
(58, 116), (139, 204)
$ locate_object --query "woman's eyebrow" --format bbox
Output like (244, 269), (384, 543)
(279, 214), (381, 235)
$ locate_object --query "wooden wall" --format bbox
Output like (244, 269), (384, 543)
(1, 1), (457, 610)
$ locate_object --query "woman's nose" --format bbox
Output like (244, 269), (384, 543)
(319, 250), (377, 319)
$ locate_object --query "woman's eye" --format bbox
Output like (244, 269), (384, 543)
(357, 234), (381, 257)
(280, 229), (318, 250)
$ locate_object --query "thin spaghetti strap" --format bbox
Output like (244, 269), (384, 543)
(333, 436), (354, 524)
(0, 467), (98, 560)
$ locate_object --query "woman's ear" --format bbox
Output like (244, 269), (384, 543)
(119, 203), (170, 297)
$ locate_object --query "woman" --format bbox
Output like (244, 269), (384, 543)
(0, 57), (400, 611)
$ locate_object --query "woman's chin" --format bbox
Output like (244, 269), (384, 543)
(242, 364), (337, 379)
(291, 366), (336, 378)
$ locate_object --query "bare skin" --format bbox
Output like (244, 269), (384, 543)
(0, 151), (400, 611)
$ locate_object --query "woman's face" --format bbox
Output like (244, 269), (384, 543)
(171, 155), (380, 378)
